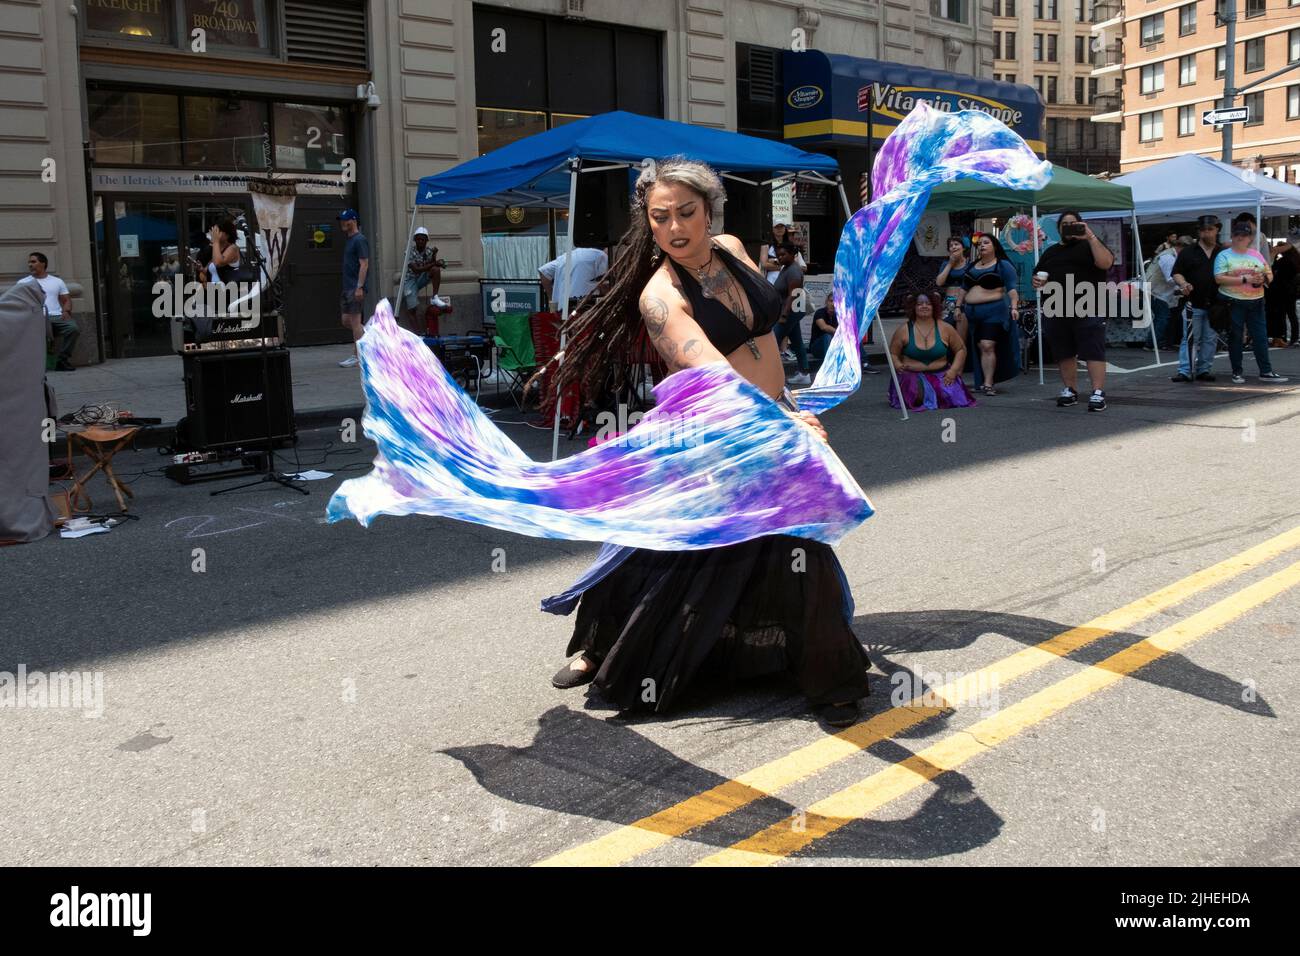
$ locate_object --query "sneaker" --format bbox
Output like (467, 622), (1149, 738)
(780, 350), (796, 362)
(787, 372), (812, 387)
(1259, 371), (1289, 383)
(1231, 374), (1246, 385)
(1088, 389), (1106, 412)
(863, 363), (882, 375)
(1195, 372), (1216, 382)
(338, 356), (359, 368)
(1170, 372), (1192, 382)
(1056, 387), (1078, 407)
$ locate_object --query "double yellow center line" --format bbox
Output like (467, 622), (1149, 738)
(537, 524), (1300, 867)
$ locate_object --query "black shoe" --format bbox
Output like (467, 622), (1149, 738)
(1170, 373), (1192, 382)
(1055, 387), (1078, 407)
(1195, 372), (1216, 382)
(817, 700), (860, 728)
(551, 656), (599, 689)
(55, 360), (75, 371)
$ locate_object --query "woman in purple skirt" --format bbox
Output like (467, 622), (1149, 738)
(887, 291), (978, 410)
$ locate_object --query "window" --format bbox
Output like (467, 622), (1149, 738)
(1178, 4), (1196, 36)
(1006, 32), (1017, 59)
(273, 103), (351, 172)
(1047, 117), (1059, 151)
(1290, 28), (1300, 64)
(1035, 74), (1044, 95)
(1140, 110), (1164, 141)
(183, 97), (268, 167)
(85, 1), (174, 43)
(1216, 47), (1226, 79)
(1007, 0), (1016, 14)
(1089, 77), (1098, 101)
(1075, 0), (1088, 20)
(995, 30), (1002, 58)
(1075, 36), (1086, 64)
(1289, 85), (1300, 120)
(1035, 0), (1058, 18)
(1075, 76), (1085, 103)
(87, 90), (181, 166)
(1140, 14), (1164, 45)
(931, 0), (967, 22)
(1005, 72), (1017, 83)
(1179, 54), (1197, 86)
(1245, 0), (1265, 17)
(1244, 91), (1263, 126)
(1140, 63), (1165, 94)
(1034, 33), (1043, 61)
(1047, 76), (1058, 103)
(1245, 37), (1265, 73)
(1178, 105), (1195, 136)
(1047, 35), (1058, 62)
(182, 0), (271, 52)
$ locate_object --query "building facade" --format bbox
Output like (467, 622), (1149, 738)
(1092, 0), (1300, 179)
(4, 0), (1001, 361)
(992, 0), (1123, 173)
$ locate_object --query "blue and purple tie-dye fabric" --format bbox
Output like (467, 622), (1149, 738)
(328, 104), (1049, 549)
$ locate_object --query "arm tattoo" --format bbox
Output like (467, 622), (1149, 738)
(642, 295), (669, 338)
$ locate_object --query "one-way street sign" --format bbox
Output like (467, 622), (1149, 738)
(1202, 107), (1250, 126)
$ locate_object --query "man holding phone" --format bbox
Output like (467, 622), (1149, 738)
(1032, 210), (1115, 411)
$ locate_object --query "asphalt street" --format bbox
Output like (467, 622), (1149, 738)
(3, 351), (1299, 866)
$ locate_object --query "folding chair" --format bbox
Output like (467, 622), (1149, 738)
(493, 312), (537, 410)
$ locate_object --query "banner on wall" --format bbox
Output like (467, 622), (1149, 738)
(248, 180), (297, 281)
(912, 211), (951, 256)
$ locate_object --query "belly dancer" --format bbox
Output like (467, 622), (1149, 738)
(540, 158), (871, 728)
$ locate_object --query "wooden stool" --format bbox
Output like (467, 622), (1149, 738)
(67, 425), (139, 513)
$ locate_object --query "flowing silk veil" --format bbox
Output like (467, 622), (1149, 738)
(327, 104), (1051, 550)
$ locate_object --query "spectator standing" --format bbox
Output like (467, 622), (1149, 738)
(337, 208), (369, 368)
(1214, 220), (1287, 384)
(772, 241), (810, 386)
(18, 252), (77, 371)
(1032, 210), (1115, 411)
(1170, 215), (1225, 383)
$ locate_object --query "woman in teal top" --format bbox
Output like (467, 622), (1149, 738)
(887, 291), (976, 410)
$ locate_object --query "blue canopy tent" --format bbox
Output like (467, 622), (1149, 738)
(407, 110), (903, 454)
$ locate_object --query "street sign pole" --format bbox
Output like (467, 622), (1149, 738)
(1220, 0), (1237, 163)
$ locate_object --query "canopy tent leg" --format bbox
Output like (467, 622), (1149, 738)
(1133, 211), (1159, 363)
(397, 203), (418, 322)
(1032, 204), (1044, 385)
(836, 178), (907, 420)
(551, 158), (580, 462)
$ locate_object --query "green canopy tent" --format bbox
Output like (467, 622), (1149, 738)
(926, 169), (1146, 383)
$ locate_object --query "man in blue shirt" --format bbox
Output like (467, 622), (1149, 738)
(338, 208), (370, 368)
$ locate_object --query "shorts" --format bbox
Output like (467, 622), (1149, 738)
(964, 299), (1010, 343)
(1045, 316), (1105, 362)
(341, 290), (363, 316)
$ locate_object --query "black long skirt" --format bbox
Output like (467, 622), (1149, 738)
(565, 534), (871, 714)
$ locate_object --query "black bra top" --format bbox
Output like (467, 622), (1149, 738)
(667, 242), (784, 355)
(963, 263), (1006, 291)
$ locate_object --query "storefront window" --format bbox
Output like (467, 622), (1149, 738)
(88, 89), (181, 166)
(478, 109), (550, 278)
(84, 0), (174, 44)
(273, 103), (351, 172)
(183, 0), (270, 51)
(184, 97), (269, 168)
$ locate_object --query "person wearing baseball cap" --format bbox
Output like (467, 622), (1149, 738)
(336, 208), (368, 367)
(401, 226), (442, 330)
(1170, 215), (1224, 382)
(1214, 218), (1287, 384)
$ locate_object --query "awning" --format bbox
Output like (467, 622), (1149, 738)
(926, 165), (1133, 215)
(782, 50), (1046, 156)
(1111, 153), (1300, 222)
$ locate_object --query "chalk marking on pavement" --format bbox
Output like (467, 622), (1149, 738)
(535, 524), (1300, 867)
(697, 558), (1300, 866)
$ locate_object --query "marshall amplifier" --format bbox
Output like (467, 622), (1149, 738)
(181, 348), (295, 450)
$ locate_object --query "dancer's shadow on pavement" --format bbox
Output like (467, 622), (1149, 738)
(443, 608), (1272, 862)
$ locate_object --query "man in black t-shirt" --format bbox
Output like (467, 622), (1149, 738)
(1032, 210), (1116, 411)
(1169, 215), (1225, 382)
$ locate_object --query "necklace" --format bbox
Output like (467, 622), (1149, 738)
(693, 250), (713, 282)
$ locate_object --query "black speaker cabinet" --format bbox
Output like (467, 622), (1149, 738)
(182, 348), (295, 450)
(573, 165), (631, 247)
(723, 174), (772, 246)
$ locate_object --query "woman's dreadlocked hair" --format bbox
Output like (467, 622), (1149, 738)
(540, 157), (726, 406)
